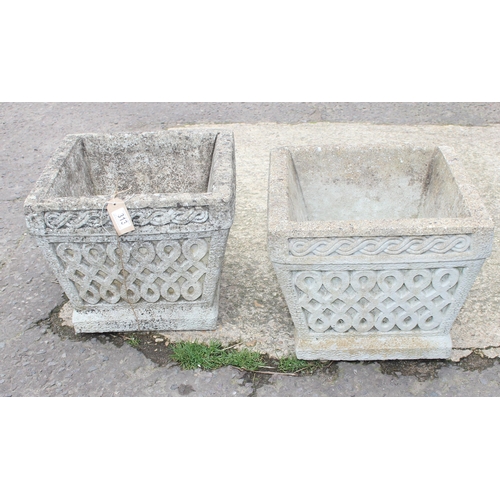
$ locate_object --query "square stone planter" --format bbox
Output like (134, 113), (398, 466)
(25, 129), (235, 333)
(268, 144), (494, 360)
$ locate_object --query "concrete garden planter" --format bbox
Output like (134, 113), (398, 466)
(268, 144), (494, 360)
(25, 129), (235, 333)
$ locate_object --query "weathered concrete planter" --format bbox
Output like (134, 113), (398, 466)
(268, 144), (494, 360)
(25, 129), (235, 333)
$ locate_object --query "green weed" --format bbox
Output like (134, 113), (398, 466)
(171, 341), (264, 371)
(126, 335), (140, 347)
(224, 349), (263, 371)
(278, 356), (322, 374)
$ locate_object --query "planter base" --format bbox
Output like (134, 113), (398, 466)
(72, 299), (219, 334)
(296, 333), (452, 361)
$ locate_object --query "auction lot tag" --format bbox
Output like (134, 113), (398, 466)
(107, 198), (135, 235)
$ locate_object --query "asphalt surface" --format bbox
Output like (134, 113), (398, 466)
(1, 102), (500, 397)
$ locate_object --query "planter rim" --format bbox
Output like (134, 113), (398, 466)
(24, 129), (235, 235)
(268, 143), (494, 239)
(25, 129), (234, 212)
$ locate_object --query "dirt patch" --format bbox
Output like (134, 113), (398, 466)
(47, 301), (128, 348)
(130, 335), (175, 367)
(46, 300), (174, 365)
(378, 351), (500, 381)
(242, 371), (274, 396)
(378, 359), (448, 381)
(458, 351), (499, 372)
(320, 360), (340, 378)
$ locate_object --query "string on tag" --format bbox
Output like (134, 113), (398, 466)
(99, 187), (134, 233)
(115, 236), (140, 330)
(99, 186), (141, 331)
(107, 195), (135, 235)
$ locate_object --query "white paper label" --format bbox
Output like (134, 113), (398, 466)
(106, 198), (135, 235)
(111, 207), (133, 229)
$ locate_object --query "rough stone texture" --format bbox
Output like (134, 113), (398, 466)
(268, 144), (494, 360)
(24, 129), (235, 333)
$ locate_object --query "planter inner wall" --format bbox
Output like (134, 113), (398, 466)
(287, 146), (470, 221)
(47, 131), (218, 198)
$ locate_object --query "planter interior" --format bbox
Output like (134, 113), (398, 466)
(48, 132), (217, 198)
(288, 146), (469, 222)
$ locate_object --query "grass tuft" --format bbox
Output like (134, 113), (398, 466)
(277, 356), (322, 374)
(170, 341), (325, 374)
(171, 341), (226, 370)
(224, 349), (263, 371)
(171, 341), (264, 371)
(126, 335), (140, 347)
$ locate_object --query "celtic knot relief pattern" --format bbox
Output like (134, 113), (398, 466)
(293, 268), (462, 334)
(45, 211), (112, 229)
(44, 207), (209, 230)
(131, 208), (208, 226)
(289, 235), (471, 257)
(54, 238), (210, 305)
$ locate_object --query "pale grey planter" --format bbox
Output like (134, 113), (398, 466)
(25, 129), (235, 333)
(268, 144), (494, 360)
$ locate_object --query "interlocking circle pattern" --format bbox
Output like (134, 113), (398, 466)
(55, 238), (209, 305)
(294, 268), (461, 334)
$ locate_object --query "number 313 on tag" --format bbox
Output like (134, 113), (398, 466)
(107, 198), (135, 235)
